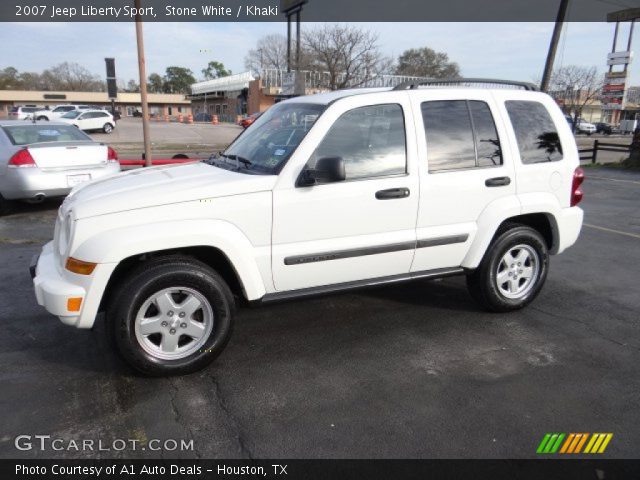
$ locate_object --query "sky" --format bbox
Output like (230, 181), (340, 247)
(2, 21), (639, 86)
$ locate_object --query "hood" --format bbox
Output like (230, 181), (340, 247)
(64, 162), (277, 219)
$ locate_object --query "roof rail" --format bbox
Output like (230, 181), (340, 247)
(392, 78), (539, 91)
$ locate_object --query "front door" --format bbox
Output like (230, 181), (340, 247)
(271, 94), (419, 292)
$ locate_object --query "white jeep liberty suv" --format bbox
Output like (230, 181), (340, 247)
(31, 79), (584, 376)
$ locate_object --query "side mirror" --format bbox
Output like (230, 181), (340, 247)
(297, 156), (346, 187)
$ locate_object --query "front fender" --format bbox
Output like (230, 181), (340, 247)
(73, 219), (268, 301)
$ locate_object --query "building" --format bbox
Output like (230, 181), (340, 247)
(0, 90), (191, 119)
(191, 69), (428, 120)
(189, 72), (254, 122)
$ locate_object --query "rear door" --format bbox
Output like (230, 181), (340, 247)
(410, 90), (517, 272)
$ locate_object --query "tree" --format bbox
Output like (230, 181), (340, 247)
(244, 34), (289, 72)
(18, 71), (45, 90)
(41, 62), (104, 91)
(303, 24), (391, 90)
(395, 47), (460, 78)
(163, 66), (196, 94)
(202, 61), (231, 80)
(0, 67), (21, 89)
(125, 79), (140, 93)
(147, 73), (164, 93)
(546, 65), (603, 132)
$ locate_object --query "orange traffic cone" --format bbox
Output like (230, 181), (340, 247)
(178, 114), (183, 123)
(212, 115), (219, 125)
(187, 114), (193, 124)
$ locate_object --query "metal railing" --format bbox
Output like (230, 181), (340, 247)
(579, 139), (631, 163)
(257, 68), (427, 90)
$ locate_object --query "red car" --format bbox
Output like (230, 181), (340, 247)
(239, 112), (262, 129)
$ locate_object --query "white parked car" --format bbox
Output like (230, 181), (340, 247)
(58, 109), (116, 133)
(574, 119), (596, 135)
(32, 105), (91, 121)
(8, 106), (41, 120)
(31, 79), (584, 376)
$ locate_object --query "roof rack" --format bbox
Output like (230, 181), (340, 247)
(392, 78), (539, 91)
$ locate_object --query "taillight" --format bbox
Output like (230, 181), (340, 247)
(571, 167), (585, 207)
(8, 149), (36, 168)
(107, 146), (118, 162)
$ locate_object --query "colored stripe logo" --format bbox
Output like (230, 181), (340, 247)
(537, 433), (613, 454)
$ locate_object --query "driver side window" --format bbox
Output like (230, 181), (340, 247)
(311, 104), (407, 181)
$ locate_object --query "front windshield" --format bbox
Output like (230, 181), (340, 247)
(219, 102), (325, 174)
(61, 110), (81, 119)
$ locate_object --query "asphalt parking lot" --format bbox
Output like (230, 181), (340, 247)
(0, 167), (639, 459)
(90, 117), (243, 158)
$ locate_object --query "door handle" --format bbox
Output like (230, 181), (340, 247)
(375, 188), (410, 200)
(485, 176), (511, 187)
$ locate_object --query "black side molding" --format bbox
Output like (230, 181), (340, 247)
(284, 241), (415, 265)
(261, 267), (465, 304)
(285, 234), (469, 266)
(416, 234), (468, 249)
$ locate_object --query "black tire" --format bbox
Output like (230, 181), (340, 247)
(36, 116), (48, 121)
(0, 193), (13, 216)
(466, 224), (549, 312)
(107, 256), (235, 376)
(103, 123), (114, 134)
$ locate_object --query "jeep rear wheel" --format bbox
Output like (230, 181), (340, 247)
(107, 257), (235, 376)
(466, 225), (548, 312)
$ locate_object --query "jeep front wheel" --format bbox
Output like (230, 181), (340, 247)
(107, 257), (235, 376)
(466, 225), (548, 312)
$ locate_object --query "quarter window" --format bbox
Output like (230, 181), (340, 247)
(505, 100), (563, 164)
(421, 100), (502, 172)
(311, 104), (407, 181)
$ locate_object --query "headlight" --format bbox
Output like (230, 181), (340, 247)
(58, 212), (74, 256)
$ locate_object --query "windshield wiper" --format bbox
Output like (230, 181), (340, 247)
(221, 153), (253, 169)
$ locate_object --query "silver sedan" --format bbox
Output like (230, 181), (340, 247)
(0, 120), (121, 215)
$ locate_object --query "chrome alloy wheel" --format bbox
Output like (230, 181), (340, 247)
(495, 244), (540, 300)
(134, 287), (214, 360)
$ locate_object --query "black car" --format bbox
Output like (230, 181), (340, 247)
(595, 122), (613, 135)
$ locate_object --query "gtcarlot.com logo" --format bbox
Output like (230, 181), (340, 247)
(536, 433), (613, 454)
(14, 435), (194, 452)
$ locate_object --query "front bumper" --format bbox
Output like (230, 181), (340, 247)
(31, 242), (116, 329)
(32, 242), (85, 326)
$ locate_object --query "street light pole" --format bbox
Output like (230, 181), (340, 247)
(134, 0), (152, 167)
(541, 0), (570, 92)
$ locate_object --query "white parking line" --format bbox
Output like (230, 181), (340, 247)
(584, 223), (640, 240)
(587, 175), (640, 186)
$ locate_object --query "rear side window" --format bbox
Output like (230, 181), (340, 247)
(421, 100), (502, 172)
(505, 101), (563, 164)
(1, 125), (92, 146)
(312, 104), (407, 181)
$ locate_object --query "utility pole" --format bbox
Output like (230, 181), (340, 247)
(541, 0), (570, 92)
(134, 0), (152, 167)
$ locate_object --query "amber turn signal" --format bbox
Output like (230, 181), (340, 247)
(65, 257), (97, 275)
(67, 297), (83, 312)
